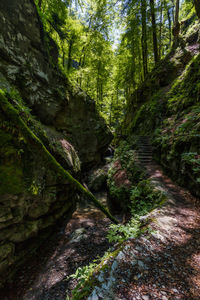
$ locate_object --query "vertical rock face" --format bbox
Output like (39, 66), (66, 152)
(0, 0), (112, 165)
(0, 0), (112, 285)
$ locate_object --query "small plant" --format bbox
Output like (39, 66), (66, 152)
(67, 263), (97, 300)
(107, 218), (141, 243)
(107, 180), (166, 244)
(181, 152), (200, 179)
(130, 180), (166, 216)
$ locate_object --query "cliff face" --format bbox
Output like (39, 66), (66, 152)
(121, 20), (200, 197)
(0, 0), (112, 285)
(0, 0), (112, 166)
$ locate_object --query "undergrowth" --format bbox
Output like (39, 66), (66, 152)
(68, 140), (166, 299)
(66, 248), (121, 300)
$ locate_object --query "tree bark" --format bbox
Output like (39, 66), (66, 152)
(159, 0), (163, 59)
(38, 0), (42, 8)
(67, 39), (73, 71)
(194, 0), (200, 19)
(167, 8), (172, 47)
(141, 0), (148, 78)
(172, 0), (180, 46)
(150, 0), (159, 64)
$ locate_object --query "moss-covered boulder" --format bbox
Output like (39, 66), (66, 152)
(0, 0), (112, 286)
(0, 0), (112, 167)
(0, 96), (80, 285)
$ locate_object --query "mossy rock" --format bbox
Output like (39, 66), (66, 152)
(88, 168), (108, 192)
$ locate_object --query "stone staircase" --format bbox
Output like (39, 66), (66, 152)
(136, 136), (152, 165)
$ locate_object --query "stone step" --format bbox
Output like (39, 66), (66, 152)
(139, 161), (152, 165)
(136, 135), (153, 165)
(138, 151), (152, 154)
(138, 148), (152, 151)
(138, 158), (152, 161)
(138, 150), (152, 153)
(138, 152), (152, 155)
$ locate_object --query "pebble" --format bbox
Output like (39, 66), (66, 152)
(172, 288), (179, 293)
(88, 289), (98, 300)
(142, 295), (150, 300)
(138, 260), (148, 270)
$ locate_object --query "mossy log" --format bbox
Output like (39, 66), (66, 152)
(0, 91), (118, 224)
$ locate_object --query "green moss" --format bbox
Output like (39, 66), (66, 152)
(0, 89), (118, 224)
(168, 54), (200, 112)
(0, 165), (24, 194)
(0, 126), (25, 195)
(0, 130), (12, 146)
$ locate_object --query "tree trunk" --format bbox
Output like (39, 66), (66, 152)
(141, 0), (148, 78)
(172, 0), (180, 46)
(61, 42), (65, 68)
(109, 106), (112, 126)
(167, 8), (172, 47)
(194, 0), (200, 19)
(38, 0), (42, 8)
(0, 91), (119, 225)
(150, 0), (159, 64)
(159, 0), (163, 59)
(67, 39), (73, 71)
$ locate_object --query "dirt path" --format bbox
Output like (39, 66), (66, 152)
(0, 192), (115, 300)
(87, 162), (200, 299)
(1, 162), (200, 300)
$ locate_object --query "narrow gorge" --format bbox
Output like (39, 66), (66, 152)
(0, 0), (200, 299)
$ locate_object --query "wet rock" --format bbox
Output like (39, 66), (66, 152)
(88, 168), (108, 192)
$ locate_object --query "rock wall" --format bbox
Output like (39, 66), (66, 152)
(0, 0), (112, 285)
(0, 0), (112, 166)
(120, 20), (200, 197)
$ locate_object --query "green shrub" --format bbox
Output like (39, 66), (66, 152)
(130, 180), (166, 216)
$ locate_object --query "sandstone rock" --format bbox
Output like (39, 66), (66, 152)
(0, 0), (112, 286)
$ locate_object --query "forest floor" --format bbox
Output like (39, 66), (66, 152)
(0, 191), (116, 300)
(0, 162), (200, 300)
(87, 162), (200, 300)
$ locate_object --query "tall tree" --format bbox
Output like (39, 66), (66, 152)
(173, 0), (180, 46)
(167, 6), (172, 47)
(38, 0), (42, 8)
(194, 0), (200, 19)
(150, 0), (159, 64)
(141, 0), (148, 78)
(158, 0), (163, 58)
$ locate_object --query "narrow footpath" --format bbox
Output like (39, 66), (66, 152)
(86, 150), (200, 299)
(1, 154), (200, 299)
(0, 192), (115, 300)
(103, 137), (200, 299)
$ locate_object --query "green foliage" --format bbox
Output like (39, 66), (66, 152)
(107, 139), (166, 244)
(107, 179), (166, 243)
(130, 180), (166, 216)
(67, 248), (120, 300)
(107, 141), (144, 209)
(0, 89), (118, 224)
(107, 218), (141, 243)
(110, 141), (142, 178)
(67, 263), (98, 300)
(181, 152), (200, 180)
(168, 54), (200, 112)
